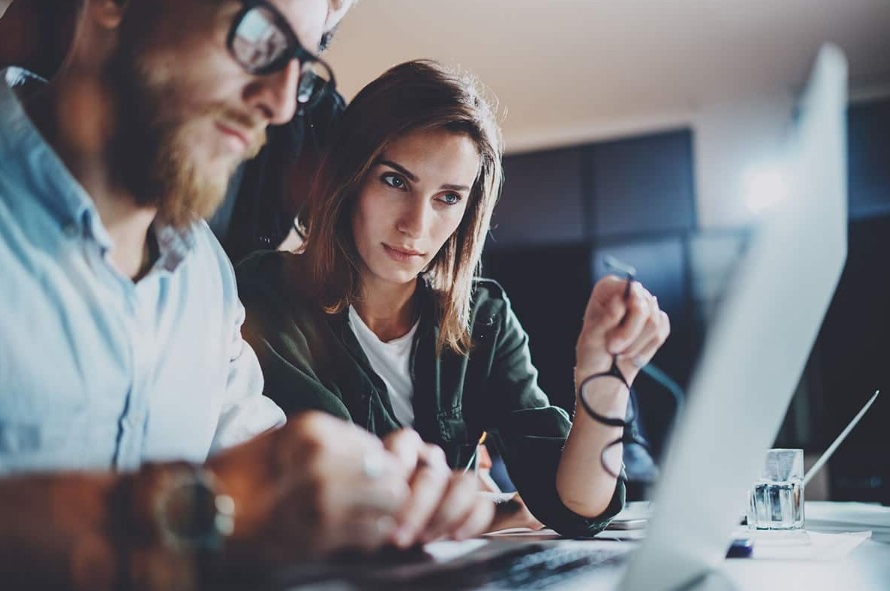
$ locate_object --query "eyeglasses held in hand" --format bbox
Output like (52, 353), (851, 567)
(227, 0), (337, 112)
(577, 256), (685, 484)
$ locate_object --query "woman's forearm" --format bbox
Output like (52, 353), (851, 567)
(555, 384), (627, 518)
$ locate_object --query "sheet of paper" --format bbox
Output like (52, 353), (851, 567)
(736, 528), (872, 561)
(594, 528), (649, 541)
(805, 501), (890, 542)
(423, 539), (490, 562)
(805, 501), (890, 529)
(612, 500), (653, 521)
(485, 527), (558, 537)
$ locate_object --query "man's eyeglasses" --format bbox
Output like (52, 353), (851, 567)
(227, 0), (337, 113)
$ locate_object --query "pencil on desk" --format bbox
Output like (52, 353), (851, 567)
(463, 431), (488, 474)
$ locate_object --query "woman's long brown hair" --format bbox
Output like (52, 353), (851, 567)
(301, 59), (503, 356)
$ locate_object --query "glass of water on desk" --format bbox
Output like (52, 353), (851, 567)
(748, 448), (805, 531)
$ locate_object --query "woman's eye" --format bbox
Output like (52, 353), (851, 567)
(381, 173), (406, 189)
(438, 193), (462, 205)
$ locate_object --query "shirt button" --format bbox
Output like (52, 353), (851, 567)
(62, 223), (79, 238)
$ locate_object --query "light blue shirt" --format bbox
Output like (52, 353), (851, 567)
(0, 68), (285, 474)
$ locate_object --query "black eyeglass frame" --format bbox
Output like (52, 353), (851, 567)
(226, 0), (337, 109)
(577, 258), (657, 483)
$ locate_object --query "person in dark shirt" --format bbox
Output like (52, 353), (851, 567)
(209, 83), (345, 261)
(238, 59), (672, 539)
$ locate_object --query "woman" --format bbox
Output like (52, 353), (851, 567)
(237, 60), (670, 539)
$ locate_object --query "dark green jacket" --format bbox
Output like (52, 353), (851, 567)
(236, 251), (625, 537)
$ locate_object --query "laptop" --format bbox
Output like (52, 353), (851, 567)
(270, 44), (848, 591)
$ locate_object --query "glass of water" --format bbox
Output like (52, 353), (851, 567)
(748, 448), (805, 530)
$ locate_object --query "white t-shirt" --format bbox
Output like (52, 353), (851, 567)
(348, 306), (419, 427)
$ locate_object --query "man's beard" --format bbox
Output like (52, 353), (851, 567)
(106, 45), (266, 229)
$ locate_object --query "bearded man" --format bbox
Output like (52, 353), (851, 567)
(0, 1), (494, 588)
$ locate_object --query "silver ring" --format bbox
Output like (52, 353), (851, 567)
(362, 452), (385, 480)
(375, 515), (395, 537)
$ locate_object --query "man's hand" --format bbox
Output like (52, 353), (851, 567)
(208, 411), (411, 564)
(382, 430), (495, 547)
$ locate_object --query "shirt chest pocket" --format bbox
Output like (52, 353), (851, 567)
(0, 351), (112, 465)
(0, 366), (91, 445)
(0, 421), (44, 454)
(0, 413), (101, 475)
(437, 404), (468, 444)
(0, 419), (72, 454)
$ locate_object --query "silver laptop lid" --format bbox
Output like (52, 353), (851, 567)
(620, 45), (848, 591)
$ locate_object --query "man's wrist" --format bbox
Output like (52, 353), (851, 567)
(124, 463), (235, 551)
(110, 463), (236, 590)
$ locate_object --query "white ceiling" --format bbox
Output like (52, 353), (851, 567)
(325, 0), (890, 154)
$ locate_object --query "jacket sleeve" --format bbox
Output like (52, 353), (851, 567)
(235, 254), (354, 423)
(483, 286), (625, 538)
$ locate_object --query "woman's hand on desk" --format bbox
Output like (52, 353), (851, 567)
(486, 492), (545, 533)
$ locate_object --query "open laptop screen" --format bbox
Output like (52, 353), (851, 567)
(620, 44), (848, 591)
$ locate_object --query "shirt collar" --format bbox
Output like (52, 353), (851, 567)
(0, 67), (199, 273)
(154, 223), (197, 273)
(0, 67), (111, 248)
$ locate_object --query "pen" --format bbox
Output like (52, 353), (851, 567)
(803, 389), (880, 487)
(463, 431), (488, 474)
(603, 255), (637, 300)
(602, 255), (686, 406)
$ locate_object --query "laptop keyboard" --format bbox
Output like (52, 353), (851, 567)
(477, 543), (627, 590)
(365, 542), (629, 590)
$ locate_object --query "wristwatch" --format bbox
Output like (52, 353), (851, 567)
(152, 463), (236, 552)
(126, 462), (236, 553)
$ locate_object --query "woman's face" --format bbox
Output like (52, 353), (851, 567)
(352, 127), (480, 293)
